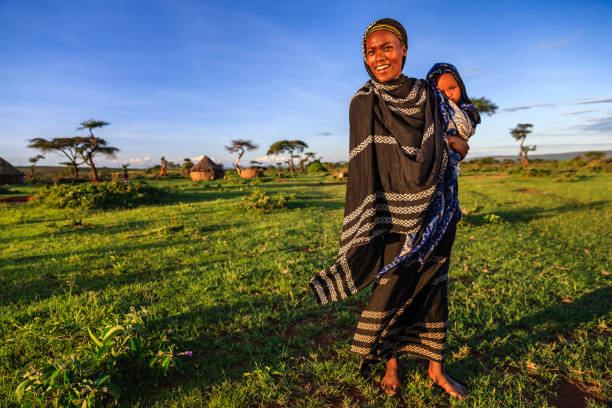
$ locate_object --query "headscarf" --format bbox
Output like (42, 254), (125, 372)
(362, 18), (408, 80)
(309, 19), (448, 305)
(426, 62), (481, 134)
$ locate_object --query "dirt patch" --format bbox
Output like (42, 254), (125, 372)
(547, 379), (601, 408)
(284, 324), (300, 340)
(0, 195), (32, 203)
(326, 385), (368, 407)
(516, 189), (546, 194)
(283, 313), (354, 346)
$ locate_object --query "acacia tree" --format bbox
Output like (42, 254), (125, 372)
(225, 139), (258, 174)
(28, 137), (83, 178)
(28, 155), (44, 175)
(510, 123), (535, 165)
(298, 152), (316, 172)
(471, 97), (498, 116)
(266, 140), (308, 173)
(76, 120), (119, 183)
(181, 158), (194, 176)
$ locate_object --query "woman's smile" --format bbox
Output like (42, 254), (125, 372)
(365, 30), (406, 82)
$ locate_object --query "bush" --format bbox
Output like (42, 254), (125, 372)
(32, 180), (165, 209)
(241, 188), (293, 212)
(507, 167), (551, 178)
(307, 160), (327, 173)
(553, 169), (586, 182)
(15, 308), (190, 408)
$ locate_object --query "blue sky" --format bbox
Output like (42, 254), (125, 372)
(1, 0), (611, 168)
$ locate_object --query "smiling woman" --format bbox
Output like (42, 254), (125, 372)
(309, 18), (470, 399)
(364, 29), (406, 82)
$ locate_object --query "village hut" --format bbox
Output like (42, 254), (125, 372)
(239, 167), (265, 179)
(190, 156), (225, 181)
(0, 157), (25, 185)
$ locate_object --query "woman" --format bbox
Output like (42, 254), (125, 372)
(309, 18), (469, 399)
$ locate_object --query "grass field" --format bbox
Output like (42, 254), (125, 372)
(1, 172), (610, 407)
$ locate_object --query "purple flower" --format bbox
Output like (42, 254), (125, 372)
(179, 351), (193, 357)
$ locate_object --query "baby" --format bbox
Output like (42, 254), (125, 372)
(426, 63), (481, 177)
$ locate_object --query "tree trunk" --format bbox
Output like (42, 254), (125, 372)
(72, 162), (79, 178)
(87, 155), (99, 183)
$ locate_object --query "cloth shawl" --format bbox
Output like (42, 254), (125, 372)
(425, 62), (481, 138)
(309, 19), (451, 304)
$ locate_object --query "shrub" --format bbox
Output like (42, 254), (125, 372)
(32, 180), (165, 209)
(553, 169), (586, 182)
(15, 309), (190, 408)
(307, 160), (327, 173)
(241, 188), (293, 212)
(507, 167), (550, 178)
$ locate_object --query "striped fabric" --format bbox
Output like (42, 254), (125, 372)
(350, 221), (457, 362)
(309, 75), (447, 306)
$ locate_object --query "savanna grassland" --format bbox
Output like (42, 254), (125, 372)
(0, 169), (610, 407)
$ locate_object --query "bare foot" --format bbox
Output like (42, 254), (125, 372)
(428, 361), (468, 400)
(380, 357), (401, 396)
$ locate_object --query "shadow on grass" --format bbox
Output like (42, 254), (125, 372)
(117, 293), (348, 405)
(441, 286), (611, 396)
(462, 200), (610, 226)
(0, 230), (241, 307)
(465, 286), (610, 354)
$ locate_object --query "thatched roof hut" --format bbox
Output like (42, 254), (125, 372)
(190, 156), (225, 181)
(239, 167), (264, 178)
(0, 157), (25, 185)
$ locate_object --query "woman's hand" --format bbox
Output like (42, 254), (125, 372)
(446, 136), (470, 159)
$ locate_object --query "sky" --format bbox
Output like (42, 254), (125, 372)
(1, 0), (612, 168)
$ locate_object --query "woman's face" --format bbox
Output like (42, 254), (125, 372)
(436, 73), (461, 103)
(365, 30), (406, 82)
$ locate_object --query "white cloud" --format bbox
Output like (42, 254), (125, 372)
(190, 155), (223, 165)
(573, 98), (612, 105)
(561, 110), (593, 115)
(538, 30), (581, 48)
(502, 103), (554, 112)
(128, 157), (153, 164)
(253, 155), (288, 163)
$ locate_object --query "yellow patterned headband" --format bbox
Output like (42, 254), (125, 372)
(366, 24), (405, 45)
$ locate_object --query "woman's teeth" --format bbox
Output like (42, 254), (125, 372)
(376, 64), (390, 71)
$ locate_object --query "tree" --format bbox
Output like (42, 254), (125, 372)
(266, 140), (308, 173)
(76, 120), (118, 182)
(181, 158), (194, 176)
(28, 137), (83, 178)
(225, 139), (258, 174)
(28, 154), (44, 175)
(510, 123), (535, 165)
(298, 152), (316, 172)
(160, 157), (167, 176)
(471, 97), (498, 116)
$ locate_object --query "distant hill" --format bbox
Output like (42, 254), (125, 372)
(468, 150), (612, 162)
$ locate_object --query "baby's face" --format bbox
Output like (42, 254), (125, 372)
(437, 73), (461, 103)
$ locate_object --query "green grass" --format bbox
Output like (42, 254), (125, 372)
(1, 172), (610, 407)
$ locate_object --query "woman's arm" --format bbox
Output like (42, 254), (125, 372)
(446, 136), (469, 159)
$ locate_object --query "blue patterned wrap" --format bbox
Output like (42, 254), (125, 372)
(375, 63), (479, 279)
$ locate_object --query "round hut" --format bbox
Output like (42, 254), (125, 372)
(0, 157), (25, 185)
(190, 156), (225, 181)
(238, 167), (264, 178)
